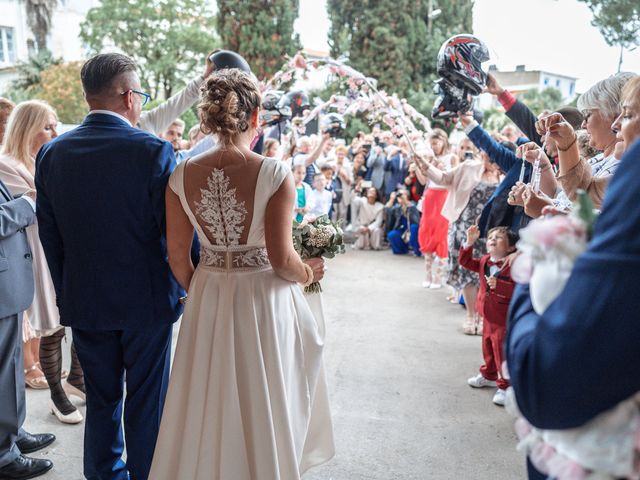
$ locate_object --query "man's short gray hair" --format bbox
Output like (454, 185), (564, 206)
(81, 53), (137, 96)
(577, 72), (638, 120)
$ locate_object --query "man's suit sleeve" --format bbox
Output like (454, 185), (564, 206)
(150, 141), (177, 232)
(467, 124), (522, 174)
(35, 149), (63, 298)
(505, 99), (542, 146)
(506, 140), (640, 430)
(0, 197), (36, 239)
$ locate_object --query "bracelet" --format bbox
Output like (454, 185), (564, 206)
(301, 263), (314, 287)
(557, 134), (577, 152)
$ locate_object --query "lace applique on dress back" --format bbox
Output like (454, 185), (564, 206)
(194, 169), (248, 247)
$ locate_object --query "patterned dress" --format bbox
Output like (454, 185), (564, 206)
(446, 181), (498, 290)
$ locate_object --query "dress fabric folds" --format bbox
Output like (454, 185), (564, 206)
(149, 158), (334, 480)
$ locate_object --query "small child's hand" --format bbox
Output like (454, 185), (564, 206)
(486, 276), (497, 290)
(466, 225), (480, 245)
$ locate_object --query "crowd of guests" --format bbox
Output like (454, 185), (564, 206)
(1, 41), (640, 479)
(251, 71), (640, 422)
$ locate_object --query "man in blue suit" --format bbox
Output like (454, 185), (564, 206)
(506, 139), (640, 479)
(35, 53), (183, 480)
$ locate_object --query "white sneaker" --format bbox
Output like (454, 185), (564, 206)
(429, 283), (442, 289)
(422, 281), (431, 288)
(492, 388), (506, 406)
(467, 374), (497, 388)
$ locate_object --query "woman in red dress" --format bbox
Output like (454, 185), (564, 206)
(417, 129), (458, 288)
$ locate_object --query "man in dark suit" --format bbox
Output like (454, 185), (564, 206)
(506, 139), (640, 478)
(383, 148), (408, 202)
(35, 53), (183, 480)
(0, 182), (55, 480)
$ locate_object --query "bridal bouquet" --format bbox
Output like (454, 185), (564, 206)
(293, 215), (346, 294)
(507, 192), (640, 479)
(511, 191), (595, 313)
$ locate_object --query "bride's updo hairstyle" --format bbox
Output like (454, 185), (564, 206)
(199, 69), (261, 140)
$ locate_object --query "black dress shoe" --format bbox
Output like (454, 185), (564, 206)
(0, 455), (53, 479)
(15, 433), (55, 454)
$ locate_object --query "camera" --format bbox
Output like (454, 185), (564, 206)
(320, 113), (346, 138)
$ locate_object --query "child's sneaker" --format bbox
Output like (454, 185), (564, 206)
(492, 388), (506, 406)
(467, 374), (497, 388)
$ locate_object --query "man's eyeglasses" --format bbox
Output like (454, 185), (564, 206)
(121, 89), (151, 106)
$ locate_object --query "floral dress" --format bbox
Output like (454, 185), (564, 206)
(447, 181), (498, 290)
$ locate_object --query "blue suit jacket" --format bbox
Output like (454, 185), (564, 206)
(383, 153), (407, 196)
(35, 113), (184, 330)
(469, 125), (532, 236)
(507, 139), (640, 431)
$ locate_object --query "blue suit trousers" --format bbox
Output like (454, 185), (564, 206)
(72, 326), (172, 480)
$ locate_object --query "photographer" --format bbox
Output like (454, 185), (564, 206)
(385, 189), (421, 256)
(383, 142), (409, 201)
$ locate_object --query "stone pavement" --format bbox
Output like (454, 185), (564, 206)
(24, 249), (524, 480)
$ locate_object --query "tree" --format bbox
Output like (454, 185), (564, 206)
(25, 0), (57, 52)
(2, 49), (61, 101)
(327, 0), (473, 115)
(80, 0), (216, 99)
(38, 62), (86, 124)
(578, 0), (640, 72)
(519, 87), (564, 117)
(216, 1), (300, 80)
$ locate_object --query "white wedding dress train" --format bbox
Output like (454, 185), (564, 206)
(149, 158), (334, 480)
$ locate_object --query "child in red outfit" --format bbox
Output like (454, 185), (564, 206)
(459, 225), (517, 407)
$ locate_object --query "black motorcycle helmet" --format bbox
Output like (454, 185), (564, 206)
(436, 34), (490, 96)
(278, 91), (310, 118)
(320, 113), (346, 138)
(209, 50), (252, 74)
(431, 78), (474, 120)
(259, 90), (291, 127)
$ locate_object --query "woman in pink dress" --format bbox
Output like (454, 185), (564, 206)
(0, 100), (84, 424)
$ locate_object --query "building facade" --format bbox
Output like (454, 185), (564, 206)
(476, 65), (578, 111)
(0, 0), (99, 93)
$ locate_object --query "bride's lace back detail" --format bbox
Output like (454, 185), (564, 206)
(195, 169), (248, 247)
(169, 155), (290, 272)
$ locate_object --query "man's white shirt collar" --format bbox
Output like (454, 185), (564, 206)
(88, 110), (132, 127)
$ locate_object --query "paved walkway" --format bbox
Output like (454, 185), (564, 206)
(24, 249), (524, 479)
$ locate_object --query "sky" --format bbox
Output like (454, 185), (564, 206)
(295, 0), (640, 93)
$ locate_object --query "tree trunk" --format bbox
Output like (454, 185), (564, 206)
(618, 44), (624, 73)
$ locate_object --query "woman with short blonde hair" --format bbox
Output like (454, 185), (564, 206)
(0, 100), (85, 424)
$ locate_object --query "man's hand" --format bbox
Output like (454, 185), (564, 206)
(507, 182), (526, 207)
(458, 111), (475, 128)
(203, 50), (217, 78)
(466, 225), (480, 245)
(389, 191), (397, 202)
(517, 142), (552, 168)
(522, 185), (553, 218)
(359, 226), (369, 234)
(485, 73), (505, 96)
(486, 276), (497, 290)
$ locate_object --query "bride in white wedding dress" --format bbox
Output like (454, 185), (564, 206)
(149, 69), (334, 480)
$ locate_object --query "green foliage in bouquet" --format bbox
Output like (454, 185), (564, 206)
(574, 189), (599, 240)
(292, 215), (346, 293)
